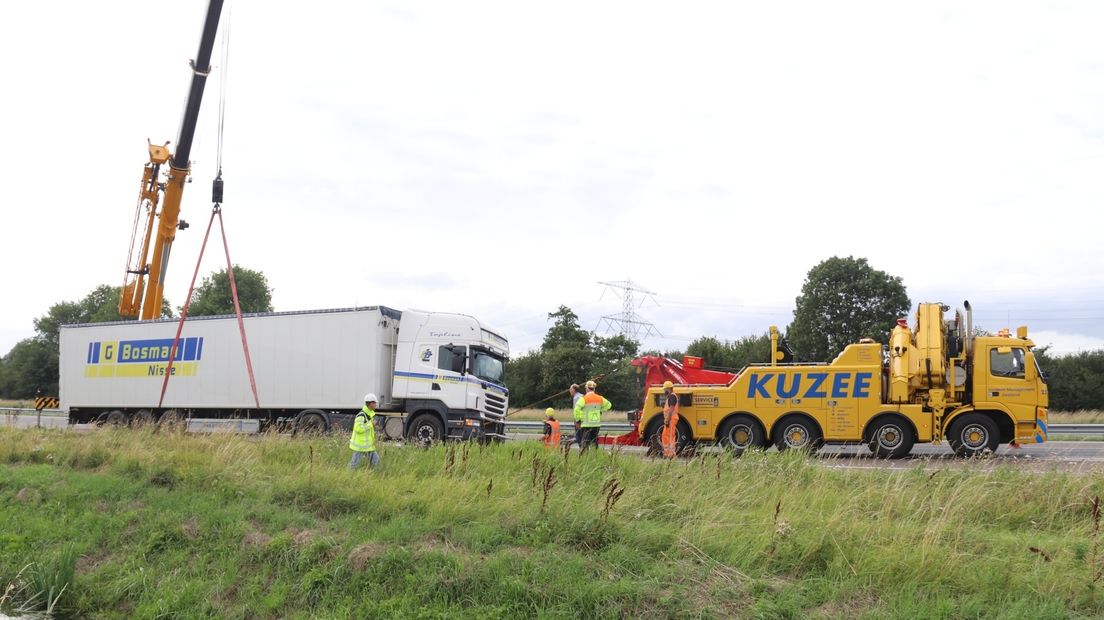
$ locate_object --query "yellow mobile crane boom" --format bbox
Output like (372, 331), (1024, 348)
(119, 0), (225, 320)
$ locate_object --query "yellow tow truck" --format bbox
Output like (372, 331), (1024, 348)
(637, 301), (1048, 458)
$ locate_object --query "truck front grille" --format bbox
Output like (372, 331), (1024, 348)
(483, 391), (506, 417)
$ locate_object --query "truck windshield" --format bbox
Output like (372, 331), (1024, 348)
(471, 350), (505, 384)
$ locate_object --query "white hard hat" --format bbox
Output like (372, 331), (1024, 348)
(364, 393), (378, 403)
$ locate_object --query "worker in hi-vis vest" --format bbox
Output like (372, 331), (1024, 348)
(349, 393), (380, 469)
(573, 380), (611, 451)
(543, 407), (561, 448)
(661, 381), (680, 458)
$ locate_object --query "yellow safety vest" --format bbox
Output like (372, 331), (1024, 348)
(574, 392), (611, 428)
(349, 406), (376, 452)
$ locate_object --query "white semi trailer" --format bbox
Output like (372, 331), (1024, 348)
(59, 306), (510, 442)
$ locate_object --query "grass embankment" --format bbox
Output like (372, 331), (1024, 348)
(2, 429), (1104, 619)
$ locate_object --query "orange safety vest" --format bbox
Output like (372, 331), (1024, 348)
(544, 419), (561, 447)
(661, 392), (679, 458)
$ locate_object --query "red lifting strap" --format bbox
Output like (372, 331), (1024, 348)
(158, 207), (261, 410)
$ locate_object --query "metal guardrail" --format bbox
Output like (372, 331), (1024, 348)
(1, 407), (64, 415)
(3, 407), (1101, 437)
(1045, 424), (1104, 436)
(507, 420), (632, 432)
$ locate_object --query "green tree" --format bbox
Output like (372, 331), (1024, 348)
(186, 266), (274, 317)
(0, 338), (56, 398)
(686, 333), (772, 370)
(786, 256), (911, 361)
(1034, 349), (1104, 411)
(536, 306), (593, 404)
(590, 334), (641, 410)
(0, 284), (168, 398)
(541, 306), (591, 350)
(503, 306), (646, 412)
(503, 351), (543, 407)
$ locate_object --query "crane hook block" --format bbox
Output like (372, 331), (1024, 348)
(212, 175), (224, 204)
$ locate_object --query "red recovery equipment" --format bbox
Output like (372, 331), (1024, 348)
(597, 355), (739, 446)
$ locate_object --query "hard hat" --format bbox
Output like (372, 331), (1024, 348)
(585, 380), (597, 389)
(546, 407), (555, 417)
(663, 380), (673, 389)
(364, 393), (378, 403)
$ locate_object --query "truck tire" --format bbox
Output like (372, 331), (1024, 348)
(295, 411), (328, 435)
(158, 409), (185, 431)
(408, 414), (444, 447)
(644, 416), (693, 457)
(947, 414), (999, 457)
(643, 417), (663, 457)
(132, 409), (154, 427)
(717, 414), (766, 456)
(867, 417), (915, 459)
(773, 416), (822, 453)
(105, 410), (127, 426)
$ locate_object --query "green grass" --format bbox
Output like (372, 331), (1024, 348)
(2, 428), (1104, 619)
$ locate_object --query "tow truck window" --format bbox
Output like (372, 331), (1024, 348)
(990, 347), (1026, 379)
(438, 346), (466, 373)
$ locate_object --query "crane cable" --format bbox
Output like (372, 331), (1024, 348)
(504, 374), (606, 418)
(215, 0), (231, 175)
(159, 1), (261, 411)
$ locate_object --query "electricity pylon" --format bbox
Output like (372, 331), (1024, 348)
(594, 280), (662, 340)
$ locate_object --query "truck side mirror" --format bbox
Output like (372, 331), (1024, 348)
(1024, 352), (1036, 382)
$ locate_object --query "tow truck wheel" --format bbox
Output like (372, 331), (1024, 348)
(408, 414), (444, 447)
(773, 417), (822, 453)
(644, 417), (694, 457)
(867, 417), (915, 459)
(643, 418), (664, 457)
(947, 414), (999, 457)
(675, 419), (695, 457)
(718, 415), (765, 456)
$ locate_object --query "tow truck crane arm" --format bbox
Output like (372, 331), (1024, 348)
(119, 0), (225, 320)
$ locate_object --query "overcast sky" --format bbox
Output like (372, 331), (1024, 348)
(2, 0), (1102, 360)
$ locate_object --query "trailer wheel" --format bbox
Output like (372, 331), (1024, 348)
(158, 409), (185, 431)
(408, 414), (444, 447)
(105, 410), (127, 426)
(947, 414), (999, 457)
(132, 409), (154, 427)
(295, 412), (328, 435)
(773, 417), (822, 453)
(718, 415), (765, 456)
(867, 417), (915, 459)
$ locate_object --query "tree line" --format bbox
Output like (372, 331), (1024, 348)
(3, 257), (1102, 411)
(0, 267), (272, 398)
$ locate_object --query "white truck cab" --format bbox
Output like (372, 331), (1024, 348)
(392, 310), (510, 441)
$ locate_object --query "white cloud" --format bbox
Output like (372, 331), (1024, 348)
(2, 0), (1102, 363)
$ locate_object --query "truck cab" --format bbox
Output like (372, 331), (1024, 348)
(392, 310), (510, 442)
(964, 330), (1049, 446)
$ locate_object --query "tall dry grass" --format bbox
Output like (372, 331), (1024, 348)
(2, 426), (1103, 618)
